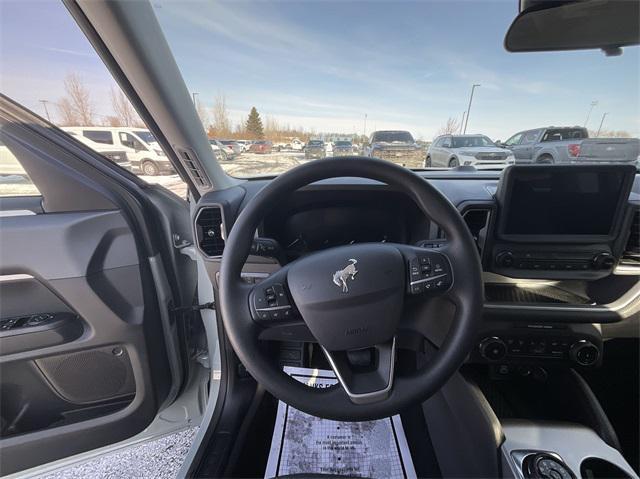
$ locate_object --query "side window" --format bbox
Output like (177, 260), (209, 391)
(83, 130), (113, 145)
(504, 133), (523, 146)
(521, 130), (540, 145)
(2, 1), (188, 200)
(442, 136), (452, 147)
(119, 132), (146, 151)
(432, 138), (441, 147)
(0, 138), (41, 197)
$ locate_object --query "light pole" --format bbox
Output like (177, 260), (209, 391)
(463, 84), (480, 134)
(460, 111), (466, 134)
(363, 113), (368, 138)
(39, 100), (51, 121)
(596, 113), (609, 137)
(584, 100), (598, 127)
(192, 92), (199, 107)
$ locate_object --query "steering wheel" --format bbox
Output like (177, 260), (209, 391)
(219, 157), (483, 421)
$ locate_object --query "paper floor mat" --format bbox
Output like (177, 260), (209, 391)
(265, 367), (417, 479)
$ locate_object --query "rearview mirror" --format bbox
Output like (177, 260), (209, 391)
(505, 0), (640, 55)
(442, 142), (451, 148)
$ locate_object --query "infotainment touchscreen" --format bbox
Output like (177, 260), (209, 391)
(497, 165), (635, 240)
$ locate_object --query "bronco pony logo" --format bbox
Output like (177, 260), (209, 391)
(332, 259), (358, 293)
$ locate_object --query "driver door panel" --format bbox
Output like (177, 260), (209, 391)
(0, 112), (175, 475)
(0, 209), (159, 475)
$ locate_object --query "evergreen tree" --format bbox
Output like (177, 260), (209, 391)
(245, 107), (264, 138)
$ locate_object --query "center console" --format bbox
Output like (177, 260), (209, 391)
(491, 165), (635, 280)
(473, 165), (638, 371)
(501, 421), (637, 479)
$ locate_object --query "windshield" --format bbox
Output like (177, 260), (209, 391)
(452, 136), (495, 148)
(371, 131), (415, 144)
(153, 0), (640, 177)
(2, 0), (639, 188)
(149, 2), (637, 176)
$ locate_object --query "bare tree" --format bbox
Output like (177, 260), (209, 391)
(109, 87), (142, 127)
(436, 117), (461, 136)
(196, 101), (210, 129)
(57, 73), (94, 126)
(209, 94), (230, 136)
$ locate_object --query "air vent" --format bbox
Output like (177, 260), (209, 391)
(178, 148), (211, 188)
(462, 208), (491, 254)
(620, 209), (640, 266)
(196, 206), (225, 257)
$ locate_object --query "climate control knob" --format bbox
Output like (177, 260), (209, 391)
(496, 251), (515, 268)
(592, 252), (615, 270)
(569, 340), (599, 366)
(479, 337), (507, 361)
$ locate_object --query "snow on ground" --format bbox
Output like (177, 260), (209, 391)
(219, 151), (307, 178)
(0, 174), (40, 196)
(2, 152), (418, 199)
(36, 427), (198, 479)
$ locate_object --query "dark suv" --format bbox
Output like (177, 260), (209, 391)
(365, 130), (423, 168)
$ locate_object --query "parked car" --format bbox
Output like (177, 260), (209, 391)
(63, 127), (174, 175)
(64, 131), (131, 171)
(289, 138), (305, 151)
(426, 134), (515, 169)
(218, 140), (242, 157)
(209, 140), (229, 161)
(364, 130), (423, 165)
(234, 140), (251, 152)
(497, 126), (640, 166)
(304, 139), (326, 159)
(249, 140), (273, 154)
(332, 140), (354, 156)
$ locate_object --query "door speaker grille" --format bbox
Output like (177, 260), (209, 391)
(36, 346), (135, 404)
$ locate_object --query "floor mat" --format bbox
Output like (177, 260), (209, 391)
(265, 367), (417, 479)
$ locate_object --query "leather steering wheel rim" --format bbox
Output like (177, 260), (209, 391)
(219, 157), (483, 421)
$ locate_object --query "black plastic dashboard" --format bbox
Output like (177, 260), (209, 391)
(193, 167), (640, 358)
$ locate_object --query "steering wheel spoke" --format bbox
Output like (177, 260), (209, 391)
(322, 337), (396, 405)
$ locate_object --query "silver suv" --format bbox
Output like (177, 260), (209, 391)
(425, 134), (515, 169)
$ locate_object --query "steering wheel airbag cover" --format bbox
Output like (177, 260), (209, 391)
(287, 243), (405, 351)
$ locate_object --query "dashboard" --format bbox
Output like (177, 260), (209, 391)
(193, 166), (640, 369)
(261, 191), (431, 261)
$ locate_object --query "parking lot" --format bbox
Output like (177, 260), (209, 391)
(140, 150), (429, 198)
(0, 151), (313, 199)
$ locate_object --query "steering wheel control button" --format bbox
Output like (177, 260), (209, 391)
(407, 251), (452, 295)
(409, 259), (421, 280)
(251, 283), (295, 323)
(272, 284), (289, 305)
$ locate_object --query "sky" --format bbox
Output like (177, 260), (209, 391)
(2, 0), (639, 140)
